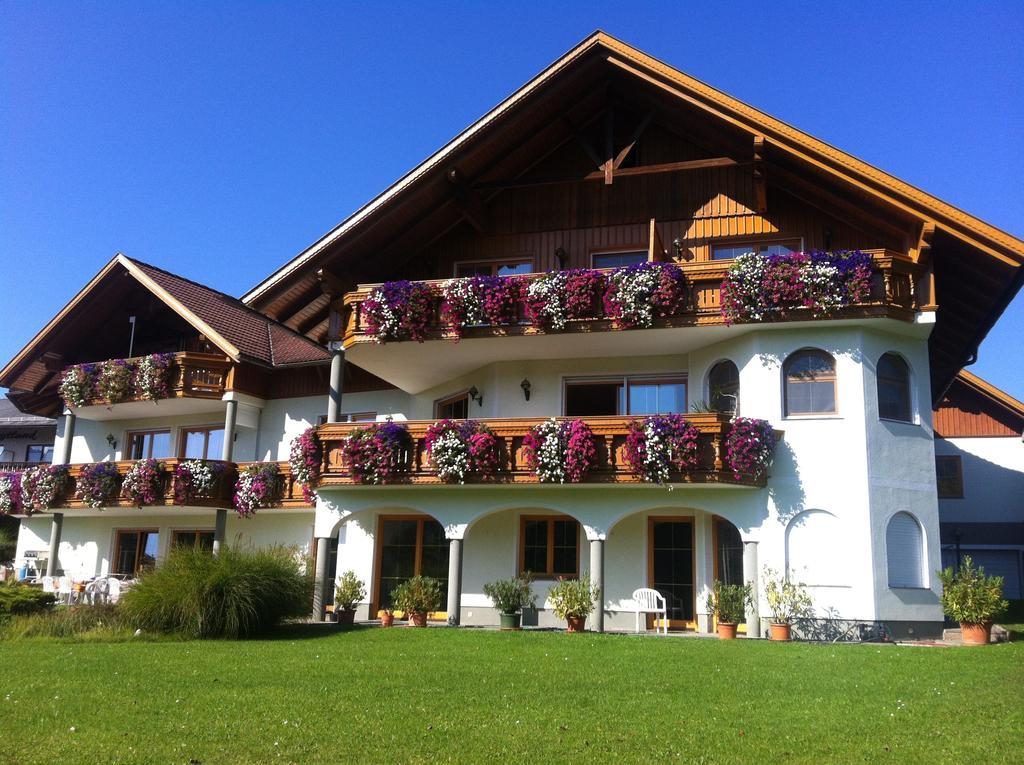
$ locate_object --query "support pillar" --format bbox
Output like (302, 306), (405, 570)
(327, 348), (345, 423)
(212, 508), (227, 556)
(312, 536), (331, 621)
(589, 538), (605, 632)
(56, 411), (76, 465)
(45, 513), (63, 576)
(743, 540), (760, 638)
(221, 399), (238, 462)
(446, 538), (463, 626)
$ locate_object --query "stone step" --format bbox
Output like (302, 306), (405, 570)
(941, 625), (1009, 645)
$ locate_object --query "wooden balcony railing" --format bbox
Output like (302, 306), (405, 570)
(341, 249), (923, 346)
(317, 413), (775, 488)
(71, 351), (232, 407)
(0, 462), (49, 473)
(46, 460), (312, 511)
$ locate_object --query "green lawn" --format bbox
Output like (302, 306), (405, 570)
(2, 628), (1021, 765)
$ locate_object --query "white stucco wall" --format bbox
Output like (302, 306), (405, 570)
(934, 436), (1024, 524)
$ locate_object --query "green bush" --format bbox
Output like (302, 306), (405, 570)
(334, 571), (366, 611)
(483, 573), (536, 614)
(119, 545), (312, 638)
(0, 580), (56, 616)
(391, 575), (443, 615)
(706, 580), (751, 625)
(547, 577), (597, 620)
(938, 556), (1008, 625)
(0, 604), (129, 641)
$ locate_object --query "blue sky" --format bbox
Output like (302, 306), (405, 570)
(2, 2), (1022, 399)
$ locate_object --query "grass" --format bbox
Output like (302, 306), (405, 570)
(1, 627), (1022, 765)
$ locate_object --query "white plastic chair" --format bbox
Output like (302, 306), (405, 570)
(632, 588), (668, 634)
(85, 578), (109, 605)
(57, 576), (73, 605)
(106, 577), (122, 604)
(41, 576), (56, 594)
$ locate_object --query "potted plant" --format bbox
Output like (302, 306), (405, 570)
(706, 580), (752, 639)
(333, 571), (366, 628)
(379, 607), (395, 628)
(938, 556), (1008, 645)
(763, 566), (813, 641)
(483, 573), (536, 630)
(547, 576), (597, 632)
(392, 575), (443, 628)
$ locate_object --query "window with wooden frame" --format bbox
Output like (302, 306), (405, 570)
(711, 238), (802, 261)
(435, 392), (470, 420)
(126, 429), (172, 460)
(374, 516), (449, 611)
(519, 516), (580, 578)
(877, 353), (912, 423)
(563, 375), (687, 417)
(591, 250), (647, 269)
(25, 444), (54, 463)
(935, 455), (964, 499)
(317, 412), (377, 425)
(180, 426), (224, 460)
(113, 529), (159, 576)
(171, 530), (215, 551)
(783, 349), (837, 416)
(455, 258), (533, 278)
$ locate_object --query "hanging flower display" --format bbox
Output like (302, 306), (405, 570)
(440, 275), (521, 337)
(720, 250), (872, 324)
(289, 427), (322, 503)
(524, 269), (605, 330)
(622, 414), (701, 486)
(724, 417), (777, 480)
(0, 472), (22, 515)
(133, 353), (175, 401)
(522, 417), (596, 483)
(173, 459), (225, 504)
(58, 364), (97, 407)
(233, 463), (280, 517)
(603, 262), (688, 329)
(20, 465), (70, 513)
(424, 419), (502, 483)
(96, 358), (134, 403)
(74, 462), (123, 509)
(340, 421), (410, 484)
(362, 280), (435, 343)
(122, 459), (165, 507)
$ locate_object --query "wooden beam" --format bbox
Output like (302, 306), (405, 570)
(753, 136), (767, 214)
(604, 108), (614, 185)
(474, 157), (740, 191)
(563, 115), (604, 170)
(612, 111), (653, 171)
(316, 268), (346, 297)
(446, 168), (489, 233)
(909, 220), (935, 264)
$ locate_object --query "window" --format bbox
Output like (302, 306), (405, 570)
(181, 426), (224, 460)
(712, 239), (801, 261)
(113, 530), (159, 576)
(877, 353), (912, 422)
(519, 516), (580, 578)
(435, 393), (469, 420)
(25, 444), (54, 463)
(455, 259), (533, 278)
(591, 250), (647, 269)
(375, 517), (449, 611)
(126, 430), (172, 460)
(886, 512), (925, 588)
(317, 412), (377, 425)
(783, 350), (837, 416)
(714, 519), (744, 586)
(564, 376), (686, 417)
(936, 455), (964, 499)
(171, 530), (215, 551)
(707, 360), (740, 414)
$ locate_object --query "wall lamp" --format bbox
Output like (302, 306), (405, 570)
(554, 247), (567, 270)
(106, 433), (118, 450)
(468, 386), (484, 407)
(672, 237), (686, 261)
(520, 379), (532, 401)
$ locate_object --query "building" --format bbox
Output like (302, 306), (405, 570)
(2, 32), (1022, 638)
(0, 399), (55, 469)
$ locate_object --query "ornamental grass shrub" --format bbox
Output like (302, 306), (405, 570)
(119, 545), (312, 639)
(0, 580), (56, 616)
(0, 603), (130, 641)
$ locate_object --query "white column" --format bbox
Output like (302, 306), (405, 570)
(312, 536), (331, 621)
(45, 513), (63, 576)
(446, 538), (463, 626)
(589, 539), (605, 632)
(743, 540), (760, 638)
(694, 515), (714, 633)
(221, 399), (238, 462)
(56, 411), (76, 465)
(327, 348), (345, 423)
(212, 508), (227, 556)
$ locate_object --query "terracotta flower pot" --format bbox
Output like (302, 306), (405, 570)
(960, 622), (991, 645)
(566, 615), (586, 633)
(336, 608), (356, 628)
(380, 612), (394, 628)
(408, 611), (428, 628)
(499, 612), (522, 631)
(717, 622), (738, 640)
(770, 622), (792, 641)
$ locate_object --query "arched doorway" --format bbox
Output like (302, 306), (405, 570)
(373, 513), (449, 614)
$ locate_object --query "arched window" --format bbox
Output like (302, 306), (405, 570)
(708, 360), (739, 414)
(877, 353), (912, 422)
(886, 512), (925, 588)
(783, 349), (836, 416)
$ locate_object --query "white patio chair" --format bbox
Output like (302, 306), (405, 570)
(57, 576), (73, 605)
(106, 577), (122, 604)
(41, 576), (56, 594)
(632, 588), (668, 634)
(84, 578), (109, 605)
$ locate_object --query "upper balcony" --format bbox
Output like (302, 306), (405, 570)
(340, 250), (924, 392)
(60, 351), (235, 421)
(317, 413), (776, 489)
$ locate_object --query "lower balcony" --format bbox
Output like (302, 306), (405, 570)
(317, 413), (777, 488)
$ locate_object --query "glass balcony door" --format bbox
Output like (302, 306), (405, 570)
(648, 518), (695, 629)
(375, 516), (449, 615)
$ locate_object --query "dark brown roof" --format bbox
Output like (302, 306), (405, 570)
(128, 257), (330, 367)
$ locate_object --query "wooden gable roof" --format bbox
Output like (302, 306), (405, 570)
(243, 31), (1024, 404)
(934, 371), (1024, 438)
